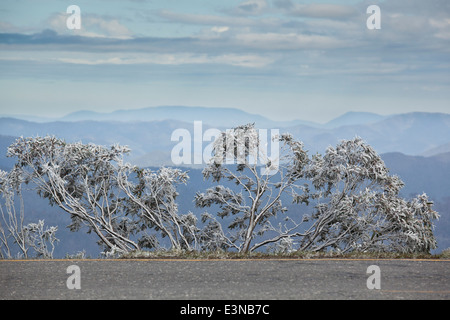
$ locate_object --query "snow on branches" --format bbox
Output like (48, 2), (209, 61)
(7, 136), (194, 255)
(196, 124), (310, 253)
(2, 131), (440, 257)
(299, 137), (439, 253)
(0, 168), (59, 258)
(196, 127), (439, 254)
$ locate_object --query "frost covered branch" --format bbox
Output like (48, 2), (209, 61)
(298, 137), (439, 253)
(196, 127), (439, 254)
(7, 136), (194, 255)
(0, 169), (59, 259)
(4, 133), (439, 257)
(196, 124), (310, 253)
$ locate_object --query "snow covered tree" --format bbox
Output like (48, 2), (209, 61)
(0, 168), (59, 259)
(299, 137), (439, 253)
(117, 165), (197, 251)
(5, 134), (439, 256)
(196, 126), (439, 254)
(195, 124), (310, 253)
(22, 219), (58, 259)
(7, 136), (194, 255)
(0, 169), (28, 258)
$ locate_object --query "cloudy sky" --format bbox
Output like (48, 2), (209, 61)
(0, 0), (449, 123)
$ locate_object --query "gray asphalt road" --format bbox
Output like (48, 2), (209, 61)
(0, 259), (449, 300)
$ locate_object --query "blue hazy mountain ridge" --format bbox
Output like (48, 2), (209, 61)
(60, 106), (320, 128)
(60, 108), (387, 129)
(1, 110), (450, 168)
(382, 152), (450, 200)
(322, 111), (386, 129)
(0, 117), (191, 165)
(285, 112), (450, 157)
(422, 142), (450, 157)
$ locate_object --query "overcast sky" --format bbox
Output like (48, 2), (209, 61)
(0, 0), (449, 123)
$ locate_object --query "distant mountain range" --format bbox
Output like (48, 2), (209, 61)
(383, 152), (450, 200)
(323, 111), (386, 128)
(2, 106), (318, 128)
(0, 107), (390, 129)
(1, 107), (450, 167)
(59, 107), (389, 129)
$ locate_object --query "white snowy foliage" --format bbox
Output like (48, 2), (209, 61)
(196, 124), (310, 253)
(197, 128), (439, 254)
(300, 137), (439, 253)
(7, 136), (194, 255)
(3, 133), (440, 256)
(23, 220), (58, 259)
(0, 169), (59, 259)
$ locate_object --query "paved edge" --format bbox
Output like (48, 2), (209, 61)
(2, 258), (450, 262)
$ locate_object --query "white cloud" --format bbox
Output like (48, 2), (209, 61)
(430, 18), (450, 40)
(46, 12), (133, 39)
(211, 26), (230, 33)
(85, 16), (133, 39)
(55, 52), (273, 68)
(234, 32), (347, 50)
(214, 54), (273, 68)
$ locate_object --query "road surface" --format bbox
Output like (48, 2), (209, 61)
(1, 259), (449, 300)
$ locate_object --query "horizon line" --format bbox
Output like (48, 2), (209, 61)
(1, 106), (450, 126)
